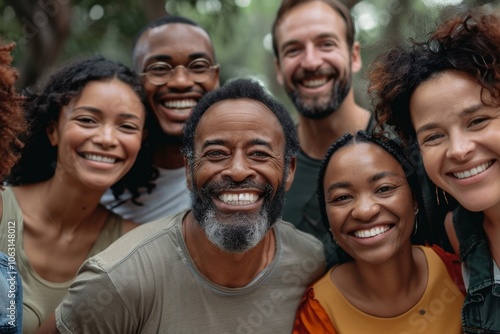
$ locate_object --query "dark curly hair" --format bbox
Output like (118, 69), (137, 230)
(182, 77), (299, 168)
(272, 0), (356, 60)
(368, 8), (500, 145)
(8, 55), (157, 203)
(317, 131), (430, 262)
(0, 41), (27, 186)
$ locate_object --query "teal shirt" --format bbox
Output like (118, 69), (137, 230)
(282, 150), (339, 268)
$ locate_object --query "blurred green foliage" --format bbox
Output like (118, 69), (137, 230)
(0, 0), (497, 114)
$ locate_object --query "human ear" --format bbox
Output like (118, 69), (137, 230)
(284, 157), (297, 191)
(46, 122), (59, 146)
(184, 158), (193, 191)
(351, 41), (362, 74)
(274, 58), (284, 85)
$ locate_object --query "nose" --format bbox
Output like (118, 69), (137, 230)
(221, 151), (256, 183)
(301, 44), (322, 71)
(445, 133), (475, 161)
(166, 66), (194, 90)
(93, 125), (118, 148)
(351, 195), (380, 222)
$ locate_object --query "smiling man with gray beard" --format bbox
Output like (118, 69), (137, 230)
(53, 78), (326, 334)
(190, 179), (282, 253)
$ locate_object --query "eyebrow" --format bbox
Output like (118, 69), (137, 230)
(370, 171), (402, 183)
(73, 106), (143, 120)
(280, 33), (341, 53)
(326, 171), (402, 193)
(144, 52), (213, 66)
(415, 103), (483, 135)
(201, 138), (273, 150)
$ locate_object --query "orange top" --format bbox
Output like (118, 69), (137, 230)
(293, 246), (464, 334)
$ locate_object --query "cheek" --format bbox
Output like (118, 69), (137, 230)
(420, 149), (442, 183)
(192, 160), (215, 186)
(282, 62), (296, 81)
(123, 135), (143, 157)
(62, 127), (86, 149)
(144, 84), (156, 103)
(326, 207), (346, 231)
(200, 79), (219, 92)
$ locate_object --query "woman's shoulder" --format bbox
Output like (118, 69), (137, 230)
(120, 218), (139, 234)
(0, 186), (24, 224)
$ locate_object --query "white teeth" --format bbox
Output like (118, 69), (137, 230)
(303, 78), (327, 88)
(218, 193), (258, 205)
(163, 99), (197, 109)
(353, 225), (390, 239)
(84, 154), (116, 164)
(453, 161), (492, 179)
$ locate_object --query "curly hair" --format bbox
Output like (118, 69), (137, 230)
(0, 41), (27, 185)
(8, 55), (157, 203)
(182, 77), (299, 169)
(368, 8), (500, 145)
(317, 131), (430, 262)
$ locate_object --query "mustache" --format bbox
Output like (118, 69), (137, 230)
(201, 179), (273, 197)
(293, 66), (339, 82)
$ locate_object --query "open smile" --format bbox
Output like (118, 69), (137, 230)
(218, 192), (259, 206)
(80, 153), (117, 164)
(302, 77), (329, 88)
(352, 225), (393, 239)
(162, 99), (197, 109)
(451, 161), (493, 180)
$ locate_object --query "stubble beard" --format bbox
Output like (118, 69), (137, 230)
(287, 64), (352, 120)
(289, 78), (351, 120)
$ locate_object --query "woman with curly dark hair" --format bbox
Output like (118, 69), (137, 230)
(368, 8), (500, 332)
(0, 40), (27, 334)
(0, 54), (155, 333)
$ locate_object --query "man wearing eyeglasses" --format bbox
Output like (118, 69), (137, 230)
(101, 15), (220, 224)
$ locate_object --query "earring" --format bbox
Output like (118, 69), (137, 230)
(435, 186), (449, 205)
(329, 228), (338, 245)
(436, 186), (450, 205)
(435, 185), (440, 206)
(442, 190), (449, 205)
(413, 208), (419, 235)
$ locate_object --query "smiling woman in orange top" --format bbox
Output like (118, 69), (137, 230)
(293, 131), (464, 334)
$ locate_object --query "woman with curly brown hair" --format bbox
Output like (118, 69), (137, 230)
(0, 40), (26, 334)
(368, 8), (500, 332)
(0, 54), (156, 333)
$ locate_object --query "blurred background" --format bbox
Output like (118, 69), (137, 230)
(0, 0), (497, 115)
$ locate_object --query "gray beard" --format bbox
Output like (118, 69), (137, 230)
(196, 207), (270, 254)
(189, 176), (287, 254)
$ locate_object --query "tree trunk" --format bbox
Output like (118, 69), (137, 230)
(143, 0), (168, 20)
(10, 0), (71, 89)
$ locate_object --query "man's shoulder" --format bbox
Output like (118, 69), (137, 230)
(90, 210), (187, 272)
(276, 219), (324, 250)
(275, 220), (326, 275)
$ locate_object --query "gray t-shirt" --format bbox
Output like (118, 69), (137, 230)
(56, 210), (326, 334)
(100, 167), (190, 224)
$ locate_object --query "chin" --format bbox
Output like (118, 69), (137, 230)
(460, 198), (498, 213)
